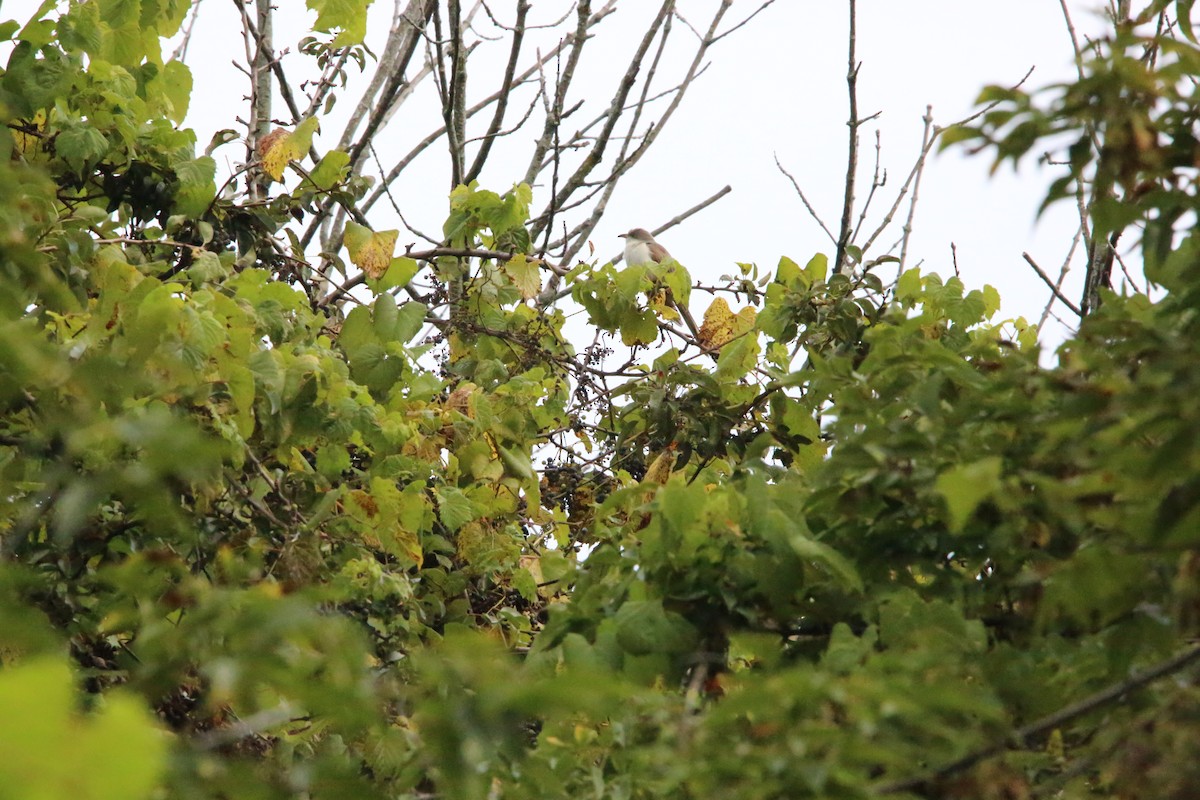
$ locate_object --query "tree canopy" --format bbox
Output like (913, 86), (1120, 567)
(2, 1), (1200, 799)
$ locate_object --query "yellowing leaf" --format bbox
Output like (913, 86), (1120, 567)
(11, 110), (46, 157)
(735, 306), (758, 334)
(504, 254), (541, 300)
(642, 443), (678, 486)
(699, 297), (754, 350)
(445, 381), (478, 418)
(344, 221), (399, 279)
(345, 478), (426, 567)
(649, 289), (679, 321)
(257, 128), (292, 180)
(699, 297), (734, 350)
(257, 118), (319, 181)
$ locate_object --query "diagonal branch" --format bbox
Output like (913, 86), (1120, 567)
(1024, 251), (1083, 317)
(876, 643), (1200, 796)
(464, 0), (530, 183)
(555, 0), (736, 263)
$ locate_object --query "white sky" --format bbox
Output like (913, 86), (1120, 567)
(5, 0), (1122, 350)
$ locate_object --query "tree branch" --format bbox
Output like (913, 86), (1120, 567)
(876, 643), (1200, 795)
(834, 0), (860, 274)
(464, 0), (530, 183)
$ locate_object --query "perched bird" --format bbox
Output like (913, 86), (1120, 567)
(619, 227), (706, 345)
(619, 228), (671, 266)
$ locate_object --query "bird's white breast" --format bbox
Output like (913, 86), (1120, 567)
(624, 239), (654, 266)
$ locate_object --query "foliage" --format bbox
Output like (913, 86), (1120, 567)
(1, 2), (1199, 799)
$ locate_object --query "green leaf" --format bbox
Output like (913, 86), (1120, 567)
(497, 443), (534, 480)
(804, 252), (828, 285)
(613, 600), (699, 655)
(822, 622), (877, 673)
(393, 301), (428, 343)
(937, 124), (983, 149)
(436, 485), (484, 532)
(173, 156), (216, 217)
(1177, 0), (1197, 43)
(0, 657), (167, 800)
(878, 590), (987, 654)
(56, 124), (109, 171)
(896, 266), (922, 301)
(715, 331), (759, 381)
(307, 0), (370, 46)
(620, 309), (658, 346)
(157, 59), (192, 123)
(343, 219), (372, 258)
(789, 533), (862, 592)
(775, 255), (801, 286)
(935, 456), (1003, 532)
(367, 256), (419, 294)
(655, 259), (691, 308)
(291, 115), (321, 153)
(307, 149), (350, 190)
(981, 284), (1002, 318)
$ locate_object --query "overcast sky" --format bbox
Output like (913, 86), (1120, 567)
(6, 1), (1121, 349)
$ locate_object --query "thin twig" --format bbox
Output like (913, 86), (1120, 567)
(775, 153), (837, 245)
(897, 105), (934, 271)
(708, 0), (778, 45)
(539, 184), (733, 306)
(1038, 222), (1083, 330)
(557, 1), (735, 263)
(170, 0), (205, 62)
(852, 129), (885, 240)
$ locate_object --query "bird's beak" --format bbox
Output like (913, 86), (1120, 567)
(618, 233), (628, 239)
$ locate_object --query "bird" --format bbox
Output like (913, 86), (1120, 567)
(619, 227), (705, 345)
(619, 228), (671, 266)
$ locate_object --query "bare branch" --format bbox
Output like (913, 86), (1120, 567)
(834, 0), (860, 274)
(897, 105), (934, 271)
(170, 0), (205, 62)
(708, 0), (778, 45)
(522, 1), (597, 189)
(852, 129), (885, 240)
(1024, 251), (1083, 317)
(876, 643), (1200, 795)
(530, 0), (676, 242)
(464, 0), (530, 183)
(555, 1), (736, 263)
(1058, 0), (1086, 80)
(450, 2), (470, 185)
(345, 1), (437, 170)
(359, 3), (619, 223)
(1038, 223), (1083, 329)
(337, 0), (435, 158)
(775, 153), (837, 246)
